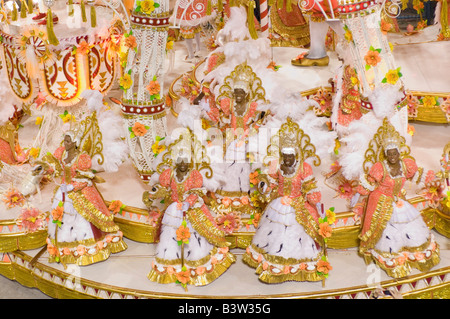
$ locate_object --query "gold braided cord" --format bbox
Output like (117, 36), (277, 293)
(293, 199), (324, 245)
(187, 207), (230, 247)
(358, 194), (393, 252)
(68, 191), (120, 233)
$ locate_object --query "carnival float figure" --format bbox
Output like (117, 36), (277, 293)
(210, 62), (267, 194)
(351, 118), (440, 278)
(243, 118), (332, 284)
(44, 128), (127, 267)
(146, 130), (235, 290)
(170, 0), (216, 62)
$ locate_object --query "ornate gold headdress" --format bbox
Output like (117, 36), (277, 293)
(363, 117), (412, 174)
(216, 62), (267, 104)
(157, 128), (213, 178)
(264, 117), (321, 167)
(63, 111), (104, 165)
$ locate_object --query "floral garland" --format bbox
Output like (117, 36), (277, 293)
(407, 94), (450, 122)
(15, 206), (47, 233)
(316, 207), (335, 278)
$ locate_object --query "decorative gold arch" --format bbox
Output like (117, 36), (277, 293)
(156, 128), (213, 179)
(216, 62), (267, 105)
(362, 117), (413, 175)
(264, 117), (321, 167)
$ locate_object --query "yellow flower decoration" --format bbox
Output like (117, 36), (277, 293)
(59, 111), (75, 123)
(382, 68), (402, 85)
(343, 25), (353, 43)
(325, 209), (336, 224)
(29, 147), (40, 159)
(35, 117), (43, 126)
(350, 76), (359, 87)
(119, 73), (133, 90)
(166, 40), (174, 51)
(422, 95), (438, 108)
(140, 0), (156, 14)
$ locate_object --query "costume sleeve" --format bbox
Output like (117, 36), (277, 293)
(159, 169), (172, 188)
(356, 162), (383, 195)
(301, 163), (322, 204)
(184, 170), (204, 206)
(220, 97), (231, 117)
(53, 146), (65, 161)
(403, 157), (426, 184)
(72, 154), (93, 191)
(206, 105), (220, 124)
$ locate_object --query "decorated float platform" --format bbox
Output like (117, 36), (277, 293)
(0, 17), (449, 299)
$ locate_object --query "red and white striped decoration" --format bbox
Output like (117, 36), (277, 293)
(259, 0), (269, 36)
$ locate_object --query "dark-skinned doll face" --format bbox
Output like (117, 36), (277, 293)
(175, 157), (190, 173)
(386, 148), (400, 165)
(281, 153), (296, 168)
(234, 88), (248, 104)
(64, 134), (77, 152)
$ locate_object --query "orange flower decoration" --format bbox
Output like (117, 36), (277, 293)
(251, 213), (261, 227)
(414, 252), (425, 261)
(176, 224), (191, 244)
(397, 255), (406, 265)
(176, 269), (191, 285)
(380, 19), (392, 34)
(249, 171), (259, 185)
(146, 80), (161, 96)
(109, 200), (124, 214)
(221, 197), (232, 207)
(166, 266), (175, 274)
(196, 266), (206, 275)
(281, 196), (292, 206)
(76, 245), (86, 256)
(124, 35), (137, 49)
(3, 188), (25, 208)
(319, 222), (332, 238)
(240, 196), (249, 205)
(364, 50), (381, 67)
(77, 40), (92, 55)
(132, 122), (148, 137)
(317, 259), (333, 274)
(47, 244), (59, 256)
(51, 205), (64, 222)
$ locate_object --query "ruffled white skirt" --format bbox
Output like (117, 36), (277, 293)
(48, 186), (95, 243)
(251, 197), (320, 260)
(156, 202), (214, 262)
(375, 198), (431, 253)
